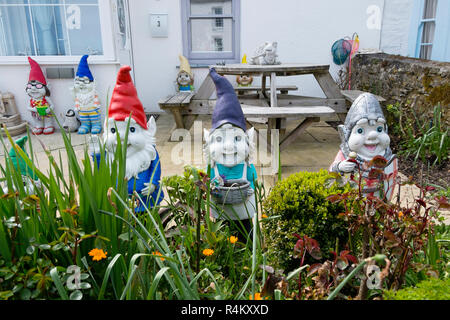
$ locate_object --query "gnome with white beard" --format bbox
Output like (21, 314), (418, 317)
(26, 57), (55, 135)
(71, 55), (102, 135)
(90, 66), (164, 212)
(329, 93), (398, 201)
(204, 68), (257, 235)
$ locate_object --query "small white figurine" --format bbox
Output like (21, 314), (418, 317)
(89, 66), (164, 212)
(26, 57), (55, 135)
(249, 42), (281, 65)
(204, 68), (257, 235)
(62, 109), (81, 133)
(71, 55), (102, 135)
(329, 93), (398, 201)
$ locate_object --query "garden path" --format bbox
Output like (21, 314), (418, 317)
(1, 113), (448, 224)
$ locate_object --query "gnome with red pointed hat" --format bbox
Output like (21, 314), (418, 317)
(89, 66), (163, 211)
(26, 57), (55, 135)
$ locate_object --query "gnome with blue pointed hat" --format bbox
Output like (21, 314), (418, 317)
(71, 55), (102, 135)
(204, 68), (257, 237)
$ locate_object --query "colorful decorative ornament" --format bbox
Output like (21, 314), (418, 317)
(177, 55), (194, 92)
(71, 55), (102, 135)
(26, 57), (55, 135)
(204, 68), (257, 225)
(329, 93), (398, 201)
(90, 66), (164, 212)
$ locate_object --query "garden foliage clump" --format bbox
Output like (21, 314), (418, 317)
(262, 170), (352, 272)
(383, 277), (450, 300)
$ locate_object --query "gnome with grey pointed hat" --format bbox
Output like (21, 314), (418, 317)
(329, 93), (398, 201)
(204, 68), (257, 236)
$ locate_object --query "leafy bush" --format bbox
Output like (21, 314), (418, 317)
(401, 105), (449, 166)
(383, 277), (450, 300)
(262, 170), (352, 272)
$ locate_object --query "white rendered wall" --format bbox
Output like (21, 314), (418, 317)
(380, 0), (414, 56)
(128, 0), (385, 112)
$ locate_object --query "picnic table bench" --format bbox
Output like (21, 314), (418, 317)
(235, 85), (298, 95)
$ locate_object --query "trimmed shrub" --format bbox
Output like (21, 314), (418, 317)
(262, 170), (352, 272)
(383, 277), (450, 300)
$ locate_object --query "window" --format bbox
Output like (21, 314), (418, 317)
(0, 0), (114, 62)
(181, 0), (240, 65)
(409, 0), (450, 62)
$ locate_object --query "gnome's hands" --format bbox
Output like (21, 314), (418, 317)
(141, 183), (156, 197)
(88, 135), (101, 155)
(338, 160), (357, 173)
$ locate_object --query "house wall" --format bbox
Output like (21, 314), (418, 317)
(379, 0), (414, 56)
(1, 0), (389, 123)
(129, 0), (385, 113)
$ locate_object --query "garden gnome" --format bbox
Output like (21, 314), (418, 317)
(71, 55), (102, 134)
(26, 57), (55, 135)
(204, 68), (257, 234)
(329, 93), (398, 201)
(177, 55), (194, 92)
(89, 66), (163, 212)
(236, 54), (253, 87)
(4, 136), (42, 194)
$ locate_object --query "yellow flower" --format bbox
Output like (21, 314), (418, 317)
(249, 292), (263, 300)
(202, 249), (214, 257)
(228, 236), (238, 244)
(152, 251), (165, 261)
(89, 248), (107, 262)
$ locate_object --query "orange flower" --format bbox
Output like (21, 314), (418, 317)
(228, 236), (238, 244)
(249, 292), (263, 300)
(152, 251), (165, 261)
(202, 249), (214, 257)
(398, 211), (404, 219)
(89, 248), (107, 262)
(261, 214), (268, 219)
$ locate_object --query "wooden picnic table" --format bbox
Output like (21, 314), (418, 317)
(159, 63), (347, 152)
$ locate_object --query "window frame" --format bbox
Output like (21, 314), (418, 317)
(181, 0), (241, 65)
(408, 0), (450, 62)
(0, 0), (116, 65)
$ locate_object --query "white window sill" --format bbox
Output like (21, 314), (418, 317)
(0, 57), (120, 66)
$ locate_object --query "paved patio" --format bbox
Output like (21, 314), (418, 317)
(1, 113), (448, 223)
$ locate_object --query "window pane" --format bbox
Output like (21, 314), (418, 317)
(191, 18), (232, 52)
(0, 0), (103, 56)
(422, 0), (437, 19)
(420, 45), (432, 60)
(421, 21), (435, 44)
(190, 0), (232, 15)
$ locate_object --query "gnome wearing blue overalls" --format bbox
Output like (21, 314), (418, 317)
(204, 68), (257, 237)
(71, 55), (102, 135)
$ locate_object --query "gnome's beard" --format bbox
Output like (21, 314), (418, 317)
(104, 119), (157, 180)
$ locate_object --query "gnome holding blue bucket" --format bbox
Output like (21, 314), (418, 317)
(204, 68), (257, 237)
(71, 55), (102, 135)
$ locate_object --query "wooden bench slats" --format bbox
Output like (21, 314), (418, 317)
(241, 106), (335, 118)
(159, 92), (195, 108)
(341, 90), (386, 103)
(235, 85), (298, 91)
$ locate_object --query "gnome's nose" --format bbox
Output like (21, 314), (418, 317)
(367, 131), (378, 140)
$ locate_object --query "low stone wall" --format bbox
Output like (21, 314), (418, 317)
(350, 53), (450, 124)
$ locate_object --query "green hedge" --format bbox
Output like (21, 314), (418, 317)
(384, 277), (450, 300)
(262, 170), (352, 272)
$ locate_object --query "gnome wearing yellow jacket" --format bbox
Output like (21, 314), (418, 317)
(177, 55), (194, 92)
